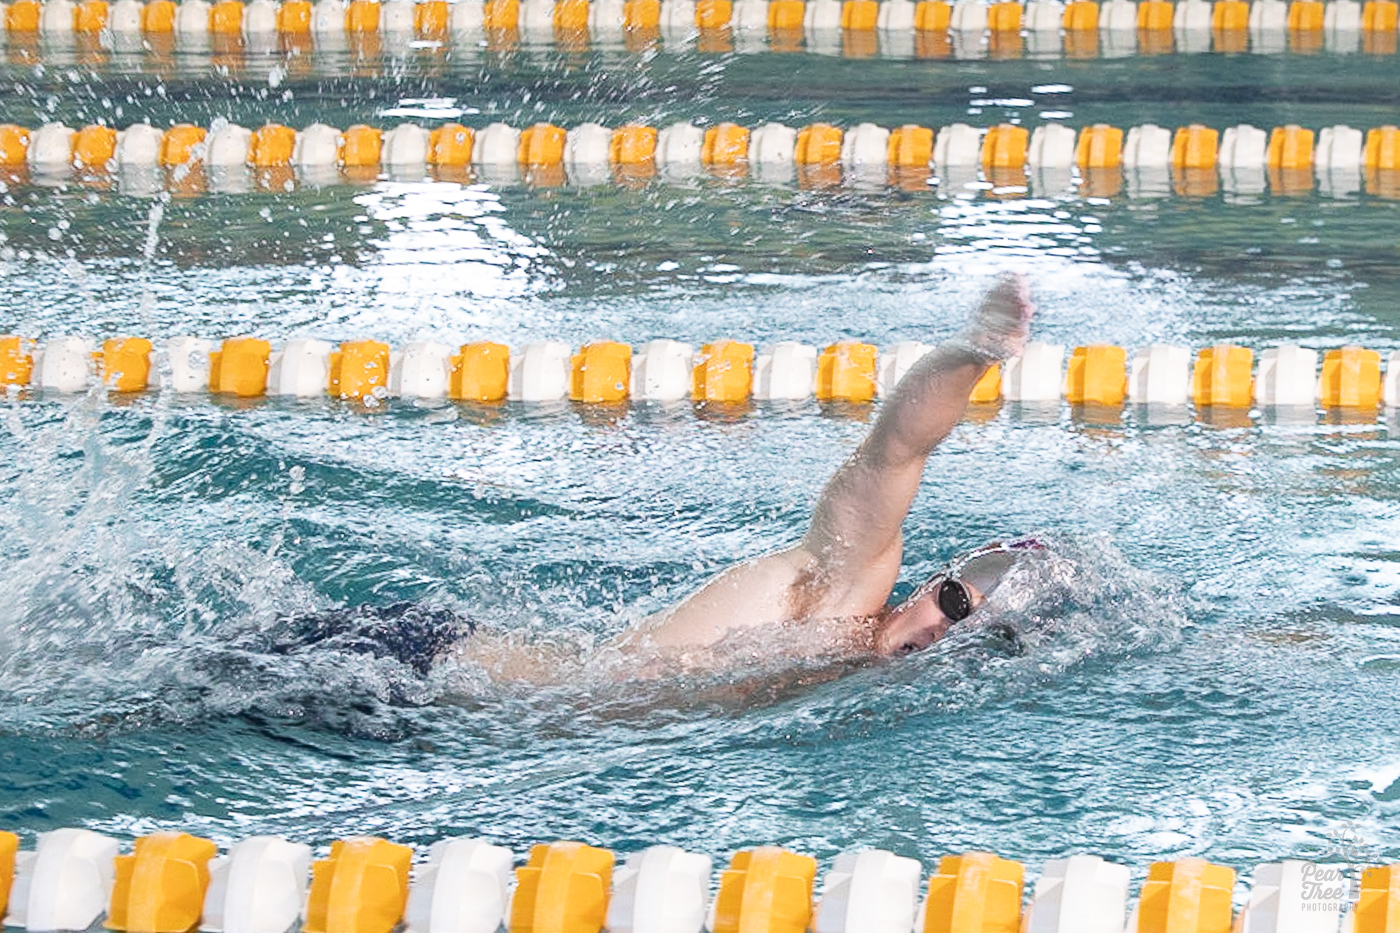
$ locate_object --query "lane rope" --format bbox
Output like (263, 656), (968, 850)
(2, 118), (1399, 198)
(2, 0), (1397, 58)
(1, 334), (1396, 412)
(0, 829), (1386, 933)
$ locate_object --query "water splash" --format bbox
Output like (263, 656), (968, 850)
(443, 533), (1187, 740)
(0, 403), (1181, 749)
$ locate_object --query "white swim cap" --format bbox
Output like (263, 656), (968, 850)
(937, 536), (1047, 605)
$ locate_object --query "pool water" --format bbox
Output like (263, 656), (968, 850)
(1, 33), (1400, 891)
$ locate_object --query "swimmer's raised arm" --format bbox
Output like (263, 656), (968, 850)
(797, 274), (1035, 616)
(622, 275), (1034, 655)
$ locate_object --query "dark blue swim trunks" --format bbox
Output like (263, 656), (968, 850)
(263, 602), (473, 676)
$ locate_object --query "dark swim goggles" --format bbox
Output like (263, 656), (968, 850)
(935, 578), (975, 622)
(920, 538), (1047, 624)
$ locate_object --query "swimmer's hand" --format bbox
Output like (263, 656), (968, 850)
(952, 273), (1036, 363)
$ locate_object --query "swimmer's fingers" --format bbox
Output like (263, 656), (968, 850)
(1004, 271), (1035, 324)
(959, 273), (1035, 362)
(980, 273), (1035, 335)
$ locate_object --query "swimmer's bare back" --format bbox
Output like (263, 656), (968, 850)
(454, 275), (1036, 683)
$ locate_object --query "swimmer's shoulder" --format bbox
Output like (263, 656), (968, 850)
(619, 547), (818, 652)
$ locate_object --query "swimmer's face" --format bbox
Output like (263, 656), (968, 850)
(874, 578), (986, 657)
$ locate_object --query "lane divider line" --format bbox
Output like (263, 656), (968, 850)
(2, 334), (1397, 411)
(3, 119), (1400, 198)
(2, 0), (1397, 59)
(0, 828), (1388, 933)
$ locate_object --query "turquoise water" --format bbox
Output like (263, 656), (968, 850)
(1, 38), (1400, 889)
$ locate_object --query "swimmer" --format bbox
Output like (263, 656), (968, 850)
(269, 275), (1037, 680)
(610, 273), (1038, 668)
